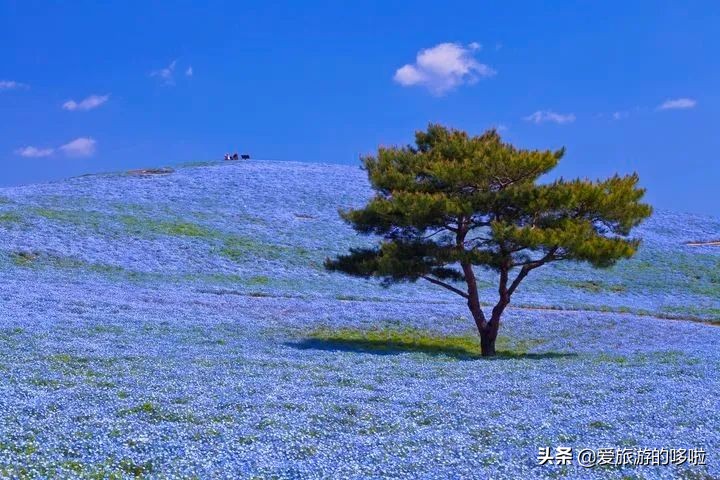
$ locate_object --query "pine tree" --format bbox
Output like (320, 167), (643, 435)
(325, 124), (652, 356)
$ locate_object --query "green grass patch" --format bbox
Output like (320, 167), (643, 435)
(220, 236), (284, 261)
(159, 221), (212, 237)
(119, 215), (215, 238)
(48, 353), (103, 378)
(6, 249), (264, 287)
(559, 279), (626, 293)
(118, 401), (199, 424)
(8, 250), (128, 277)
(588, 420), (613, 430)
(117, 458), (155, 478)
(594, 353), (629, 364)
(34, 207), (70, 221)
(246, 275), (271, 286)
(335, 294), (364, 301)
(0, 211), (21, 223)
(661, 305), (720, 319)
(0, 438), (40, 456)
(10, 251), (38, 266)
(307, 326), (481, 357)
(32, 207), (105, 229)
(0, 327), (24, 339)
(29, 377), (64, 388)
(297, 326), (565, 360)
(219, 236), (314, 265)
(0, 457), (155, 479)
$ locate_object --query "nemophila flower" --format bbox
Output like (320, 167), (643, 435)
(0, 161), (716, 478)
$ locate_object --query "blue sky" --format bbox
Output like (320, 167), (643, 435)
(1, 1), (718, 215)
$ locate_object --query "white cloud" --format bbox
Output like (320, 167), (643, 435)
(0, 80), (29, 91)
(612, 111), (629, 120)
(63, 94), (109, 111)
(59, 137), (96, 157)
(657, 98), (696, 110)
(15, 146), (54, 158)
(524, 110), (576, 125)
(151, 60), (177, 85)
(185, 66), (193, 77)
(393, 42), (496, 95)
(14, 137), (97, 158)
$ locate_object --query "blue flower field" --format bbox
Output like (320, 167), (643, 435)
(0, 160), (718, 479)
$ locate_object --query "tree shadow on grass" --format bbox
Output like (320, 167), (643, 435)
(286, 337), (576, 361)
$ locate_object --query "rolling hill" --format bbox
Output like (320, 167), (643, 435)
(0, 160), (717, 478)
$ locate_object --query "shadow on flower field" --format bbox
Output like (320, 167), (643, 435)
(289, 326), (577, 360)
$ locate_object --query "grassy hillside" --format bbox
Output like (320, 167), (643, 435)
(0, 161), (717, 478)
(1, 160), (719, 322)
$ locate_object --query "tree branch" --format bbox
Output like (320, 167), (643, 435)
(507, 247), (559, 297)
(464, 236), (493, 248)
(421, 275), (469, 299)
(507, 266), (530, 297)
(422, 227), (449, 240)
(455, 215), (488, 328)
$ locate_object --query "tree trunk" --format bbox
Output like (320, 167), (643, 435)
(460, 255), (506, 357)
(465, 293), (503, 357)
(479, 321), (500, 357)
(480, 328), (497, 357)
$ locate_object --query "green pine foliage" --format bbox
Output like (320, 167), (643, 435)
(325, 124), (652, 356)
